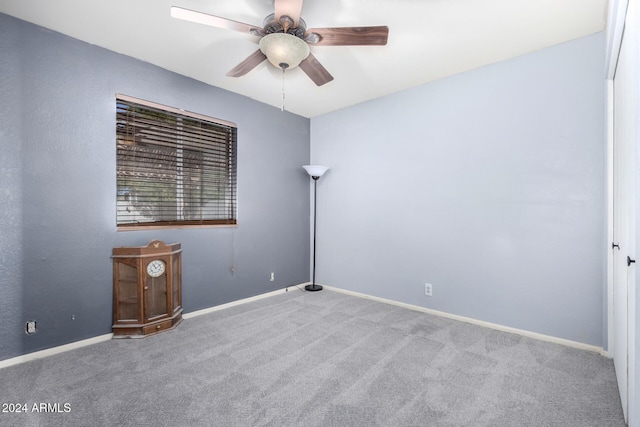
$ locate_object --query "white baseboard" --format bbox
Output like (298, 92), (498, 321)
(182, 284), (307, 319)
(0, 333), (113, 370)
(1, 285), (306, 370)
(322, 285), (604, 354)
(1, 281), (605, 369)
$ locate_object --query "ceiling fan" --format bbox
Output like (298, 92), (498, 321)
(171, 0), (389, 86)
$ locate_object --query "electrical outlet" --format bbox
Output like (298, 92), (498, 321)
(25, 320), (37, 335)
(270, 272), (275, 282)
(425, 283), (433, 297)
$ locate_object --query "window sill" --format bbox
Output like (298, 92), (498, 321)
(117, 224), (238, 232)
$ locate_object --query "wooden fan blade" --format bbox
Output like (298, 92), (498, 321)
(299, 53), (334, 86)
(275, 0), (304, 27)
(226, 50), (267, 77)
(171, 6), (261, 35)
(305, 26), (389, 46)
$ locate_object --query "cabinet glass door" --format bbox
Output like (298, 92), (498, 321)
(146, 275), (167, 320)
(116, 262), (139, 321)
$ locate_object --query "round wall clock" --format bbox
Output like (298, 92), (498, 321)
(146, 259), (166, 277)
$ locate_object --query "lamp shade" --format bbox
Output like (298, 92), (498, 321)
(259, 33), (310, 70)
(303, 165), (329, 178)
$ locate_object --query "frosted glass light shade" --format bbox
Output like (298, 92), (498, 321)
(303, 165), (329, 178)
(259, 33), (310, 69)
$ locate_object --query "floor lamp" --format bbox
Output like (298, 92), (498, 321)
(303, 165), (329, 292)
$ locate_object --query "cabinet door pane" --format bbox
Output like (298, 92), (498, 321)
(147, 275), (167, 319)
(117, 262), (139, 321)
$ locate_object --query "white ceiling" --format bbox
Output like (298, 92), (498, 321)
(0, 0), (608, 118)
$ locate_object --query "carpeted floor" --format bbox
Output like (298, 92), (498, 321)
(0, 288), (626, 426)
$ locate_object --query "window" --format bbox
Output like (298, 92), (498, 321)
(116, 95), (237, 229)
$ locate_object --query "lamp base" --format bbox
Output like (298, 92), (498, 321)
(305, 284), (323, 292)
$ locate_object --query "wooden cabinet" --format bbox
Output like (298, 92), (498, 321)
(112, 240), (182, 338)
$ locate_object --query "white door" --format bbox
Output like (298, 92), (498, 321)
(612, 74), (630, 422)
(613, 5), (638, 421)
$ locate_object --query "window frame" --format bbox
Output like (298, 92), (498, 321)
(116, 94), (238, 231)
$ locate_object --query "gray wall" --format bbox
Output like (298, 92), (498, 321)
(310, 32), (606, 346)
(0, 13), (310, 361)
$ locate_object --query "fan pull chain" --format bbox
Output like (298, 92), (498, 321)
(280, 63), (289, 112)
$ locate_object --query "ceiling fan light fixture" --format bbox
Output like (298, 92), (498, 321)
(259, 33), (310, 70)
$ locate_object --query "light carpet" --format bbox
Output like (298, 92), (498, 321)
(0, 288), (625, 426)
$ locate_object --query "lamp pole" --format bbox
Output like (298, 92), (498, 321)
(302, 165), (329, 292)
(307, 175), (322, 291)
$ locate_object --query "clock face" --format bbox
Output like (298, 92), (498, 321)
(146, 260), (165, 278)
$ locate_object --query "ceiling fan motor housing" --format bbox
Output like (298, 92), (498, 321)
(263, 13), (307, 38)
